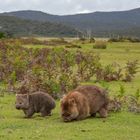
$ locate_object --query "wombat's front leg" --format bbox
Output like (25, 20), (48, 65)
(23, 108), (35, 118)
(46, 110), (52, 116)
(99, 108), (108, 118)
(91, 113), (96, 117)
(76, 115), (87, 121)
(40, 108), (51, 117)
(41, 112), (51, 117)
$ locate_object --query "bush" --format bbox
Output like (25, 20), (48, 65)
(124, 60), (139, 82)
(0, 32), (6, 39)
(128, 37), (140, 43)
(79, 37), (86, 41)
(89, 37), (95, 43)
(128, 89), (140, 113)
(108, 98), (122, 112)
(93, 40), (107, 49)
(108, 37), (140, 43)
(108, 37), (127, 42)
(0, 37), (71, 46)
(48, 38), (69, 45)
(108, 38), (120, 42)
(96, 61), (138, 82)
(0, 41), (100, 97)
(65, 44), (81, 49)
(0, 38), (139, 98)
(19, 38), (45, 45)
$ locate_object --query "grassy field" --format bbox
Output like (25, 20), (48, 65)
(0, 41), (140, 140)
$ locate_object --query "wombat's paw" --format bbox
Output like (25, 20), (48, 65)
(41, 114), (46, 117)
(41, 111), (52, 117)
(41, 112), (51, 117)
(76, 115), (86, 121)
(24, 115), (32, 119)
(91, 113), (96, 117)
(99, 108), (108, 118)
(47, 112), (52, 116)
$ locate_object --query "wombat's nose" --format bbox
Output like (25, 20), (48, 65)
(62, 112), (70, 117)
(62, 113), (66, 116)
(16, 105), (20, 110)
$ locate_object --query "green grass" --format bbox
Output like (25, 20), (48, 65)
(0, 95), (140, 140)
(81, 42), (140, 64)
(0, 41), (140, 140)
(82, 42), (140, 96)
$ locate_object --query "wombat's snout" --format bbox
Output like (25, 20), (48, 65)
(62, 112), (71, 117)
(61, 113), (72, 122)
(15, 105), (21, 110)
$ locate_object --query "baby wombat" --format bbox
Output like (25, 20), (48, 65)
(15, 91), (56, 118)
(61, 85), (109, 122)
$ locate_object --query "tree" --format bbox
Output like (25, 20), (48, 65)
(0, 32), (6, 39)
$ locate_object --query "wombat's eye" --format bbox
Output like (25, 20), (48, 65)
(19, 102), (22, 104)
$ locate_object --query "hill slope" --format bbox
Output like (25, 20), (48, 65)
(4, 8), (140, 37)
(0, 15), (80, 37)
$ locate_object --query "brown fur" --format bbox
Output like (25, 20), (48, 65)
(15, 91), (56, 118)
(60, 85), (109, 122)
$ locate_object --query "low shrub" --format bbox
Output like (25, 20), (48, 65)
(128, 37), (140, 43)
(89, 37), (95, 43)
(108, 98), (122, 112)
(0, 42), (100, 97)
(96, 61), (139, 82)
(79, 37), (86, 41)
(19, 38), (45, 45)
(0, 32), (6, 39)
(48, 38), (69, 45)
(123, 60), (139, 82)
(108, 38), (120, 42)
(65, 44), (81, 49)
(93, 40), (107, 49)
(128, 89), (140, 113)
(108, 36), (140, 43)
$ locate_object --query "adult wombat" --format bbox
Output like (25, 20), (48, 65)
(15, 91), (56, 118)
(61, 85), (109, 122)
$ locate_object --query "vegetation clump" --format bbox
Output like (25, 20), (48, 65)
(93, 40), (107, 49)
(0, 32), (6, 39)
(124, 60), (139, 82)
(108, 36), (140, 43)
(89, 37), (95, 43)
(65, 44), (81, 49)
(96, 61), (139, 82)
(128, 89), (140, 113)
(0, 40), (101, 97)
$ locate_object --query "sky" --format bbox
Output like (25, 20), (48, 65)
(0, 0), (140, 15)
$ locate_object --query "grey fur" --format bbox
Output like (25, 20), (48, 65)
(15, 91), (56, 118)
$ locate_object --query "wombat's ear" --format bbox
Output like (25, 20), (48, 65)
(62, 94), (66, 99)
(60, 95), (66, 101)
(60, 99), (63, 104)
